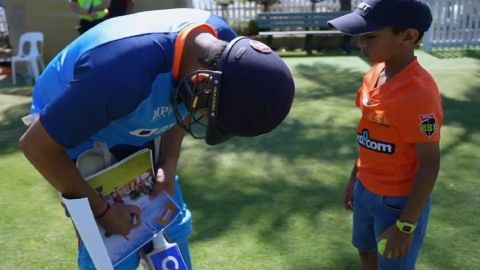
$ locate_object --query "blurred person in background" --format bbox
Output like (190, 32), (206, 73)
(69, 0), (111, 35)
(107, 0), (134, 18)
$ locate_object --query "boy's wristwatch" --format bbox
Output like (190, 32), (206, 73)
(396, 219), (416, 233)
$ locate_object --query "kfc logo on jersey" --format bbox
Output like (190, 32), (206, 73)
(419, 113), (438, 137)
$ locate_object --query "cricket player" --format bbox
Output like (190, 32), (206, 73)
(19, 8), (295, 270)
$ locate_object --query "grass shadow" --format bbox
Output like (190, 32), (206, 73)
(429, 48), (480, 60)
(181, 120), (358, 240)
(181, 127), (359, 269)
(180, 58), (362, 258)
(0, 74), (33, 93)
(0, 86), (33, 96)
(211, 119), (357, 163)
(292, 61), (364, 101)
(278, 49), (362, 58)
(0, 102), (29, 155)
(440, 83), (480, 156)
(184, 174), (344, 240)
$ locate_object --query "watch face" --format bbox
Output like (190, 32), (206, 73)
(402, 225), (413, 232)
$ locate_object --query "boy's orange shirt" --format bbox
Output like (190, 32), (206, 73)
(355, 58), (443, 196)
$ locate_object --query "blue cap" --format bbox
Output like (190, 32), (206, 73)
(327, 0), (432, 35)
(205, 37), (295, 145)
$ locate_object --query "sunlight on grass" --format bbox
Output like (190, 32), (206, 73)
(1, 49), (479, 269)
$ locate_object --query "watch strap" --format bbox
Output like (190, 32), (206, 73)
(395, 219), (416, 234)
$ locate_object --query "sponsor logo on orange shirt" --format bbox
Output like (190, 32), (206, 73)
(419, 113), (438, 137)
(366, 110), (389, 127)
(357, 129), (395, 154)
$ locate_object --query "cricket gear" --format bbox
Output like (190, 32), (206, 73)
(173, 36), (295, 145)
(144, 233), (188, 270)
(327, 0), (432, 35)
(396, 219), (416, 234)
(173, 70), (222, 140)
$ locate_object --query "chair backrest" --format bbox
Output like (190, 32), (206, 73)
(16, 32), (44, 58)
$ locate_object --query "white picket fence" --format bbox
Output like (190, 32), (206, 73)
(191, 0), (361, 29)
(423, 0), (480, 51)
(191, 0), (480, 51)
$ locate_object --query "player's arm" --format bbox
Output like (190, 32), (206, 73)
(19, 119), (140, 236)
(20, 37), (168, 235)
(399, 141), (440, 223)
(153, 124), (186, 196)
(20, 119), (108, 216)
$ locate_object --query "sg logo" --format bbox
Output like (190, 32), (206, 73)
(148, 245), (187, 270)
(161, 255), (179, 270)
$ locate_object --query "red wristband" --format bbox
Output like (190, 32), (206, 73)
(94, 203), (111, 219)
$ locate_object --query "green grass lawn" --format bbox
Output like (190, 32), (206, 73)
(1, 50), (479, 270)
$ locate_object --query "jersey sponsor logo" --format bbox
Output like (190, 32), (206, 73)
(129, 123), (176, 137)
(419, 113), (438, 137)
(366, 110), (389, 126)
(151, 106), (173, 122)
(130, 128), (159, 137)
(357, 129), (395, 154)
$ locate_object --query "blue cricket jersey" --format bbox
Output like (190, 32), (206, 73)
(32, 9), (236, 159)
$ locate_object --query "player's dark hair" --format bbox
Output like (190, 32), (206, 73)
(391, 27), (425, 44)
(198, 39), (228, 70)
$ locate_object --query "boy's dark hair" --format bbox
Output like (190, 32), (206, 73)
(198, 40), (229, 69)
(391, 27), (425, 44)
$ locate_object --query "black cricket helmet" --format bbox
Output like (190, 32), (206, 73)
(172, 36), (295, 145)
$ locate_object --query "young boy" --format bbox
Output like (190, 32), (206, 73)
(328, 1), (443, 269)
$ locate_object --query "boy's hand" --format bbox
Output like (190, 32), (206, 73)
(343, 179), (355, 211)
(378, 225), (413, 259)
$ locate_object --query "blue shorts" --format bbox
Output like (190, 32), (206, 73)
(352, 179), (431, 270)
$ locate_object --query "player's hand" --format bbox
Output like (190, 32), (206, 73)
(150, 167), (176, 197)
(378, 225), (413, 259)
(343, 178), (355, 211)
(97, 203), (142, 237)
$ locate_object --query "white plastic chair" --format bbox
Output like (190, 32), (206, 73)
(11, 32), (45, 85)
